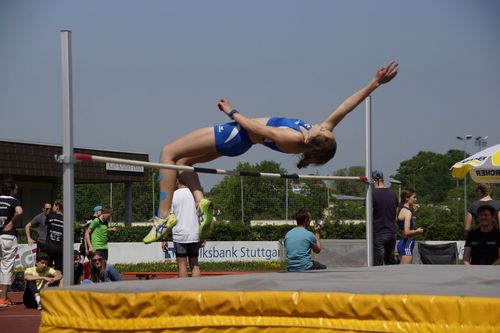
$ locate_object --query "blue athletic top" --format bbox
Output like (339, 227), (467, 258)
(284, 226), (317, 271)
(263, 118), (312, 152)
(397, 206), (414, 231)
(213, 117), (312, 156)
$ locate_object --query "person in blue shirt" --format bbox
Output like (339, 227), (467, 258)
(284, 208), (326, 272)
(144, 61), (399, 245)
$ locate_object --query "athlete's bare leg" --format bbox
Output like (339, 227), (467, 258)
(178, 152), (220, 204)
(157, 127), (217, 218)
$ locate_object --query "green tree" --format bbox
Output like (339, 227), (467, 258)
(331, 166), (366, 196)
(208, 161), (288, 223)
(207, 160), (330, 223)
(327, 166), (366, 222)
(393, 149), (464, 204)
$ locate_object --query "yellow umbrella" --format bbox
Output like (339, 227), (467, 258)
(451, 143), (500, 183)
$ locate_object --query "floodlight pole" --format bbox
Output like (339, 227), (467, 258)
(61, 30), (75, 286)
(456, 135), (473, 219)
(365, 96), (373, 267)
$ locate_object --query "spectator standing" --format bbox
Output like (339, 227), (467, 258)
(83, 251), (122, 283)
(371, 170), (398, 266)
(45, 199), (64, 271)
(23, 252), (62, 310)
(284, 208), (326, 272)
(0, 179), (23, 307)
(25, 202), (52, 255)
(465, 183), (500, 237)
(85, 206), (116, 261)
(396, 189), (424, 264)
(162, 178), (203, 278)
(463, 205), (500, 265)
(81, 205), (103, 257)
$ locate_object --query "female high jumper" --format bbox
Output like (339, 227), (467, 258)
(143, 61), (399, 243)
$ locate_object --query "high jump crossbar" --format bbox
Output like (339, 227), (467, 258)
(74, 153), (368, 182)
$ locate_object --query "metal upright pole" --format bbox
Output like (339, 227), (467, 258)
(463, 148), (468, 219)
(240, 177), (244, 223)
(61, 30), (75, 286)
(285, 178), (288, 221)
(152, 172), (155, 218)
(365, 96), (373, 267)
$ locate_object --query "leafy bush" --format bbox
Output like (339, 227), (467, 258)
(113, 261), (286, 273)
(17, 215), (465, 244)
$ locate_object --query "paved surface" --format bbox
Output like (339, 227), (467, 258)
(0, 274), (140, 333)
(0, 291), (41, 333)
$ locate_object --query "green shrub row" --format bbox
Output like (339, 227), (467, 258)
(113, 261), (286, 273)
(18, 220), (464, 244)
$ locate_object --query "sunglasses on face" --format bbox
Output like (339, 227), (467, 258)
(92, 258), (103, 263)
(44, 208), (52, 211)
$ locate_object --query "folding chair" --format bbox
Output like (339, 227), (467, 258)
(418, 242), (458, 264)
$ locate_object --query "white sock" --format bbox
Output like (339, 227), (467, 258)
(35, 295), (41, 305)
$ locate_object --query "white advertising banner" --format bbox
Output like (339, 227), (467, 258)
(14, 240), (466, 268)
(14, 241), (282, 267)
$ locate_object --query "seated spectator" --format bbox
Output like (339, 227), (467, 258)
(73, 250), (83, 285)
(83, 251), (122, 284)
(463, 205), (500, 265)
(23, 252), (62, 310)
(83, 253), (92, 280)
(284, 208), (326, 272)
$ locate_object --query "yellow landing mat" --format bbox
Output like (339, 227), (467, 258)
(40, 265), (500, 333)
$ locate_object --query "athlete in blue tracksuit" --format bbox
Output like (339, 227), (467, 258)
(144, 61), (400, 244)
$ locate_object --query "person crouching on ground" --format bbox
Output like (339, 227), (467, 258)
(23, 252), (62, 310)
(284, 208), (326, 271)
(83, 251), (122, 283)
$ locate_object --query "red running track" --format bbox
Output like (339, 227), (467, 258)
(0, 274), (143, 332)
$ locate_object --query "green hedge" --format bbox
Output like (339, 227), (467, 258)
(18, 220), (464, 244)
(114, 261), (286, 273)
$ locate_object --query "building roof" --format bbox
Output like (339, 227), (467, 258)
(0, 140), (150, 183)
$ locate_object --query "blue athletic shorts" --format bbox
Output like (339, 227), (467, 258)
(213, 122), (253, 157)
(397, 238), (415, 257)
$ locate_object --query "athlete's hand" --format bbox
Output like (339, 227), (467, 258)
(375, 61), (399, 85)
(218, 98), (233, 115)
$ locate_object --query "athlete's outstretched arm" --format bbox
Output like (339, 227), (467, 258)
(217, 98), (303, 146)
(322, 61), (399, 131)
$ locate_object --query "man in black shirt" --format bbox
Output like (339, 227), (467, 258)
(464, 205), (500, 265)
(371, 170), (399, 266)
(0, 179), (23, 307)
(45, 199), (64, 271)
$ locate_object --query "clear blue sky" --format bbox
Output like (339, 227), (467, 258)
(1, 0), (499, 189)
